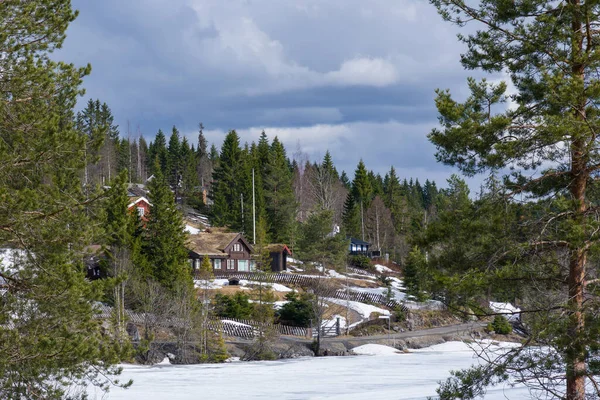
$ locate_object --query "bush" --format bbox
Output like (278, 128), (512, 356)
(487, 315), (512, 335)
(349, 255), (372, 270)
(212, 292), (254, 319)
(393, 307), (406, 322)
(277, 291), (315, 327)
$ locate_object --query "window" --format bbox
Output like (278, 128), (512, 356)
(227, 259), (235, 270)
(238, 259), (248, 272)
(232, 243), (242, 252)
(249, 260), (256, 271)
(213, 259), (221, 270)
(137, 207), (145, 217)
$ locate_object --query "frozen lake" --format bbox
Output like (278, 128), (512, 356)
(89, 342), (531, 400)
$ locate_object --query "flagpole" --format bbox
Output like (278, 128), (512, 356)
(252, 168), (256, 244)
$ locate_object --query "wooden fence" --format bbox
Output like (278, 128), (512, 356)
(94, 304), (310, 339)
(210, 272), (324, 287)
(331, 289), (408, 311)
(215, 318), (310, 338)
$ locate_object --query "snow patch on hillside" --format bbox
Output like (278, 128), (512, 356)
(374, 264), (394, 273)
(194, 279), (292, 292)
(326, 298), (390, 319)
(185, 225), (201, 235)
(221, 319), (251, 327)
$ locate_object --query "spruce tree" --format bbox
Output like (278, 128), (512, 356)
(211, 131), (243, 228)
(340, 171), (351, 190)
(342, 192), (361, 238)
(264, 137), (296, 243)
(102, 172), (138, 338)
(142, 166), (191, 290)
(167, 126), (182, 188)
(256, 131), (271, 183)
(403, 246), (427, 302)
(0, 1), (129, 397)
(149, 129), (168, 177)
(196, 123), (212, 187)
(351, 160), (372, 240)
(429, 0), (600, 398)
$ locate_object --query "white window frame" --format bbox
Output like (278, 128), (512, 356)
(238, 259), (248, 272)
(213, 259), (221, 270)
(227, 259), (235, 270)
(137, 207), (145, 217)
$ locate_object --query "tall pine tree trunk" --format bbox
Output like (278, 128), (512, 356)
(566, 2), (587, 397)
(567, 138), (587, 399)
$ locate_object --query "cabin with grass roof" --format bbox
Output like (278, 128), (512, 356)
(187, 230), (254, 272)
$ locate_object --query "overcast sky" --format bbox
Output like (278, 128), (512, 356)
(60, 0), (495, 189)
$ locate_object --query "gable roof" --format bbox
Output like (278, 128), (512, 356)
(266, 243), (292, 255)
(349, 237), (370, 246)
(127, 184), (147, 198)
(187, 232), (253, 257)
(127, 196), (152, 209)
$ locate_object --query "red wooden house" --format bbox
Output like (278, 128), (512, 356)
(127, 196), (151, 221)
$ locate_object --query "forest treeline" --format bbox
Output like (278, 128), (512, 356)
(78, 99), (465, 263)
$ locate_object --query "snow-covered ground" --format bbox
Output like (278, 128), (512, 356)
(374, 264), (394, 274)
(326, 298), (390, 319)
(352, 343), (402, 356)
(194, 279), (293, 293)
(87, 341), (530, 400)
(185, 225), (201, 235)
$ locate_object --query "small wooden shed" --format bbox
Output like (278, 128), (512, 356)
(267, 244), (292, 272)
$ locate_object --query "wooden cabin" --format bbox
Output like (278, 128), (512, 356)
(127, 196), (151, 220)
(187, 231), (254, 272)
(349, 237), (370, 256)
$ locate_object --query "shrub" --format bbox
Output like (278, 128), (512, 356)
(212, 292), (254, 319)
(393, 307), (406, 322)
(487, 315), (512, 335)
(349, 255), (372, 270)
(277, 291), (315, 327)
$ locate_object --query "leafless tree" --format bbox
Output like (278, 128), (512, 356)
(365, 196), (395, 252)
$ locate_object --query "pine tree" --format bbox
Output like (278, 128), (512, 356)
(249, 142), (267, 230)
(196, 123), (212, 187)
(167, 126), (182, 188)
(264, 137), (296, 243)
(180, 137), (199, 200)
(103, 172), (138, 338)
(403, 246), (427, 302)
(342, 192), (360, 238)
(340, 171), (351, 190)
(351, 160), (372, 240)
(211, 131), (243, 228)
(429, 1), (600, 398)
(76, 99), (120, 187)
(0, 1), (129, 397)
(142, 166), (191, 290)
(256, 131), (271, 183)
